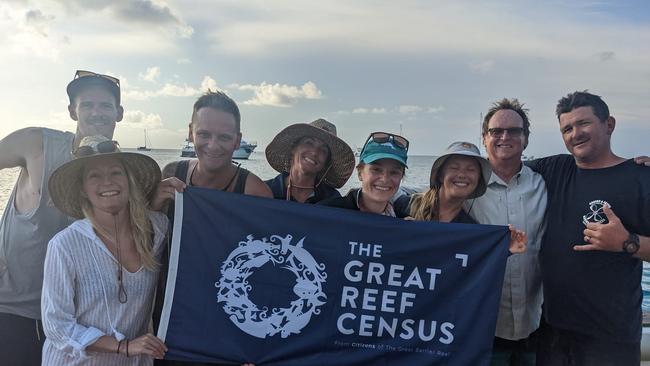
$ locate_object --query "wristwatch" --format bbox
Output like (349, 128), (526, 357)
(623, 233), (640, 254)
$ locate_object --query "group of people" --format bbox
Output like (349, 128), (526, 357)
(0, 69), (647, 366)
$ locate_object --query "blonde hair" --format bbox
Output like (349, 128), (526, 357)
(409, 159), (444, 221)
(80, 161), (158, 271)
(409, 188), (441, 221)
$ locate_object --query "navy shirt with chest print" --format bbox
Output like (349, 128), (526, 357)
(527, 155), (650, 343)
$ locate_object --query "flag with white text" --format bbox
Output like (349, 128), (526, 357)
(157, 187), (510, 365)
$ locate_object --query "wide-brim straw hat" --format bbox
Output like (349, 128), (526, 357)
(429, 141), (492, 199)
(265, 119), (355, 188)
(49, 135), (161, 219)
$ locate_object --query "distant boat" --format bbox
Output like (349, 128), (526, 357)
(181, 139), (196, 157)
(137, 129), (151, 151)
(233, 140), (257, 160)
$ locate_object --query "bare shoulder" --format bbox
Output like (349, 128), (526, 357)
(0, 127), (45, 169)
(245, 172), (273, 198)
(162, 161), (180, 179)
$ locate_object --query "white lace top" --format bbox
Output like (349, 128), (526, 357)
(41, 211), (168, 366)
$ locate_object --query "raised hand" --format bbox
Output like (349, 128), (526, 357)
(151, 177), (186, 211)
(575, 204), (628, 252)
(508, 224), (527, 254)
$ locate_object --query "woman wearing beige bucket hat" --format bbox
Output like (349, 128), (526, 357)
(41, 135), (169, 365)
(265, 119), (355, 203)
(401, 141), (527, 254)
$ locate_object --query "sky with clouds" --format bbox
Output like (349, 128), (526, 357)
(1, 0), (648, 156)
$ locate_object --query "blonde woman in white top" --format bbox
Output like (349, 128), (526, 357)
(42, 135), (168, 365)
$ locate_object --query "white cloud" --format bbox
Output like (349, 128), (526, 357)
(139, 66), (160, 82)
(24, 9), (55, 36)
(123, 75), (220, 101)
(0, 4), (61, 60)
(427, 106), (445, 113)
(200, 76), (218, 92)
(55, 0), (193, 39)
(121, 110), (163, 129)
(352, 107), (386, 114)
(176, 57), (191, 64)
(230, 81), (323, 107)
(398, 105), (423, 114)
(26, 111), (75, 131)
(202, 1), (650, 67)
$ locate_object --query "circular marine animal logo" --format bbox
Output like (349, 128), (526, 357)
(215, 234), (327, 339)
(582, 200), (610, 225)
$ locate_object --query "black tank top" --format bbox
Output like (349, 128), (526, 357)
(174, 159), (250, 193)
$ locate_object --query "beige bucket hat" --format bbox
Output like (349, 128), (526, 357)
(48, 135), (161, 218)
(429, 141), (492, 199)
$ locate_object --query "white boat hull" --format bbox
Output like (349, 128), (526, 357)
(233, 142), (257, 160)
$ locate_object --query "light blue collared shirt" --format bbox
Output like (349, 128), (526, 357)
(464, 164), (547, 340)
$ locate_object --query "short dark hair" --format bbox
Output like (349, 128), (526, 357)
(191, 90), (241, 132)
(556, 90), (609, 123)
(482, 98), (531, 139)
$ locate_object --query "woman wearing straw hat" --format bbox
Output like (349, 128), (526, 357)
(265, 119), (355, 203)
(319, 131), (409, 216)
(41, 136), (168, 365)
(402, 141), (527, 253)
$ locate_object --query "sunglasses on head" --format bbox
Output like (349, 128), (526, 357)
(487, 127), (524, 138)
(366, 132), (409, 149)
(359, 132), (409, 160)
(74, 140), (120, 158)
(74, 70), (120, 87)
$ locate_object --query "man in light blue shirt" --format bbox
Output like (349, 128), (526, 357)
(465, 98), (547, 366)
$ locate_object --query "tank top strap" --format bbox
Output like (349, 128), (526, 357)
(166, 160), (190, 225)
(232, 167), (250, 194)
(174, 160), (190, 183)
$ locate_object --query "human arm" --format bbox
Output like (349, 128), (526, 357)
(41, 237), (107, 357)
(0, 127), (43, 169)
(575, 205), (650, 261)
(151, 162), (186, 211)
(86, 334), (167, 359)
(244, 173), (274, 198)
(634, 156), (650, 167)
(508, 224), (527, 254)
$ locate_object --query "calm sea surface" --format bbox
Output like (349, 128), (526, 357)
(2, 149), (649, 311)
(0, 149), (435, 212)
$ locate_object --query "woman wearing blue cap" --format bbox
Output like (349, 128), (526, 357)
(319, 132), (409, 217)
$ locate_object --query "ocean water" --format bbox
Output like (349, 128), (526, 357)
(2, 149), (650, 313)
(0, 149), (436, 212)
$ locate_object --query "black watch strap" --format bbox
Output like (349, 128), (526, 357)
(623, 233), (640, 254)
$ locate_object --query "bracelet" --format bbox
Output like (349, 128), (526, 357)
(126, 339), (130, 357)
(116, 339), (124, 354)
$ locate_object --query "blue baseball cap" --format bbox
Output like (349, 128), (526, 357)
(359, 139), (408, 168)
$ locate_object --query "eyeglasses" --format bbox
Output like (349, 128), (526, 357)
(74, 70), (120, 87)
(74, 140), (120, 157)
(365, 132), (409, 150)
(487, 127), (524, 138)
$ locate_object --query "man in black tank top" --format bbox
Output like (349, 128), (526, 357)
(150, 91), (271, 366)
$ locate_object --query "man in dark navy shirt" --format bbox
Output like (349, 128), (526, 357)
(528, 91), (650, 365)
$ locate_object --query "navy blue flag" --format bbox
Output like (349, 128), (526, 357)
(158, 187), (510, 365)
